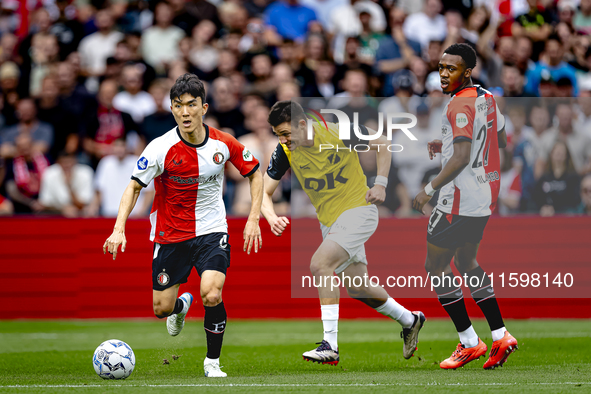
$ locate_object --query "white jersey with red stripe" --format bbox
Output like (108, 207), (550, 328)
(436, 85), (506, 217)
(132, 124), (260, 244)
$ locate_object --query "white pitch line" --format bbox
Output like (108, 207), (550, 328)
(2, 383), (590, 388)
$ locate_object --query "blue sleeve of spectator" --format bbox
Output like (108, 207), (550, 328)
(513, 141), (524, 160)
(524, 67), (540, 96)
(568, 67), (579, 96)
(408, 39), (421, 55)
(307, 7), (317, 22)
(264, 4), (277, 28)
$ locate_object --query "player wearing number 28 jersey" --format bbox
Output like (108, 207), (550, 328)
(413, 44), (517, 371)
(437, 85), (505, 216)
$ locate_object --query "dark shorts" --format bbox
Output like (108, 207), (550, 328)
(152, 232), (230, 291)
(426, 209), (489, 250)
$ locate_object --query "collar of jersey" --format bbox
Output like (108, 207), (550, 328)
(451, 84), (479, 98)
(176, 124), (209, 148)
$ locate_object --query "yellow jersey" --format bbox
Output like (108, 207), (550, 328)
(267, 121), (370, 227)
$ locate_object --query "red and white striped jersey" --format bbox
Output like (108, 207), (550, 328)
(132, 125), (260, 243)
(436, 86), (505, 217)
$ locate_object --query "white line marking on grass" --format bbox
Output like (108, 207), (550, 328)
(3, 383), (591, 388)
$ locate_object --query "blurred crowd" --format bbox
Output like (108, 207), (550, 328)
(0, 0), (590, 218)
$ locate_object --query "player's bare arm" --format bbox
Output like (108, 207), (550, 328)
(103, 179), (143, 259)
(243, 169), (264, 254)
(261, 172), (290, 237)
(413, 141), (471, 214)
(366, 133), (391, 205)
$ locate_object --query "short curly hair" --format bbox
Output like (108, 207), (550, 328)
(170, 73), (206, 104)
(443, 43), (477, 70)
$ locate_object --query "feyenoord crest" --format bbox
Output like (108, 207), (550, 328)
(157, 271), (170, 286)
(213, 152), (224, 164)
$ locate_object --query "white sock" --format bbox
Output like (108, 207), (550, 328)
(458, 325), (479, 348)
(374, 298), (415, 328)
(204, 357), (219, 365)
(321, 304), (339, 350)
(491, 327), (507, 342)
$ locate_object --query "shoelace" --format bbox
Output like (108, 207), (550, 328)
(314, 341), (332, 351)
(451, 343), (465, 358)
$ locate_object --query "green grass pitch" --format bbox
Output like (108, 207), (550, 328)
(0, 319), (590, 393)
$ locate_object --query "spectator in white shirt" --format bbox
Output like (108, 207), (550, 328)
(78, 9), (124, 77)
(87, 137), (154, 217)
(39, 151), (94, 217)
(141, 2), (185, 72)
(113, 63), (157, 124)
(402, 0), (447, 51)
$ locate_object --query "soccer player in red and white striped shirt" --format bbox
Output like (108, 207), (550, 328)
(103, 74), (263, 377)
(413, 44), (518, 370)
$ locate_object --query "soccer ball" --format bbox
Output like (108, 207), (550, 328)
(92, 339), (136, 379)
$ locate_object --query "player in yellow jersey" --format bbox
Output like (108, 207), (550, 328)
(262, 100), (425, 365)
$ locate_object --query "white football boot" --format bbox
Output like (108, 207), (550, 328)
(204, 360), (227, 377)
(166, 292), (193, 336)
(302, 340), (339, 365)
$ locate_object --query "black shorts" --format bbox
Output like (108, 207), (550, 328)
(426, 209), (489, 250)
(152, 232), (230, 291)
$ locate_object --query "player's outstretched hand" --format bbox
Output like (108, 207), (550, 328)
(243, 219), (262, 255)
(412, 190), (432, 215)
(427, 140), (443, 160)
(103, 230), (127, 260)
(270, 216), (290, 237)
(366, 185), (386, 205)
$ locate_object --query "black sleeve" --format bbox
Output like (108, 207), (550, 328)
(267, 143), (290, 180)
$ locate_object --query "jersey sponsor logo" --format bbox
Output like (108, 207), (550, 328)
(303, 166), (349, 192)
(213, 152), (224, 164)
(476, 102), (487, 113)
(170, 173), (221, 185)
(442, 125), (449, 136)
(172, 159), (183, 165)
(137, 157), (148, 170)
(242, 148), (253, 162)
(456, 113), (469, 128)
(327, 153), (341, 165)
(157, 271), (170, 286)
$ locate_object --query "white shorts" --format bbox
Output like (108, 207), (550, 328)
(320, 204), (379, 275)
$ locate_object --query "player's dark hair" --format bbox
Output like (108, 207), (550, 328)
(268, 100), (306, 128)
(443, 43), (477, 70)
(170, 73), (206, 105)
